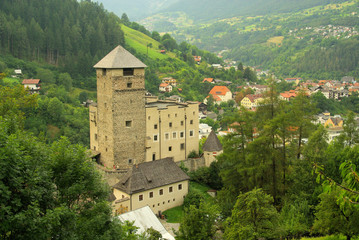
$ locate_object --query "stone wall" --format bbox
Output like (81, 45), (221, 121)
(177, 157), (206, 172)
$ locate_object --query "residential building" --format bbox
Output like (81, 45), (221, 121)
(204, 86), (233, 104)
(325, 117), (343, 128)
(240, 94), (264, 109)
(22, 79), (41, 93)
(279, 90), (296, 101)
(199, 123), (212, 139)
(162, 77), (177, 87)
(111, 158), (189, 215)
(159, 83), (173, 92)
(202, 78), (215, 83)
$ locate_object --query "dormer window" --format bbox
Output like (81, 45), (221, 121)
(123, 68), (134, 76)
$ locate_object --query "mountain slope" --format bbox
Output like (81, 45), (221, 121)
(95, 0), (179, 20)
(161, 0), (346, 21)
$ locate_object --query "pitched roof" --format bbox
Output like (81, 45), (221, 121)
(209, 86), (231, 96)
(117, 206), (175, 240)
(245, 94), (263, 103)
(94, 45), (147, 69)
(203, 78), (214, 83)
(22, 79), (40, 84)
(113, 158), (189, 195)
(206, 94), (221, 101)
(159, 83), (169, 87)
(202, 130), (223, 152)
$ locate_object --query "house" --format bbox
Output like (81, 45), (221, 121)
(199, 123), (212, 139)
(193, 56), (201, 64)
(202, 130), (223, 167)
(111, 158), (190, 215)
(251, 85), (268, 93)
(327, 127), (344, 142)
(168, 95), (183, 102)
(162, 77), (177, 87)
(204, 86), (233, 104)
(285, 78), (302, 85)
(212, 64), (222, 69)
(324, 117), (343, 128)
(279, 90), (297, 101)
(160, 50), (166, 54)
(22, 79), (41, 93)
(159, 83), (173, 92)
(117, 206), (175, 240)
(202, 78), (215, 83)
(240, 94), (264, 109)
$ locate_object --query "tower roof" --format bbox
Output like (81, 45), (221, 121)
(94, 45), (147, 69)
(202, 130), (222, 152)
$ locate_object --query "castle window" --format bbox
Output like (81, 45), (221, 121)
(168, 114), (170, 118)
(169, 186), (173, 193)
(126, 121), (132, 127)
(94, 146), (96, 151)
(168, 200), (170, 203)
(178, 184), (182, 190)
(169, 122), (172, 128)
(139, 194), (143, 201)
(181, 121), (184, 126)
(180, 143), (185, 150)
(105, 136), (107, 141)
(189, 130), (194, 137)
(169, 146), (172, 152)
(128, 159), (132, 164)
(193, 111), (195, 115)
(148, 116), (150, 120)
(180, 132), (184, 138)
(95, 134), (97, 140)
(153, 135), (158, 142)
(123, 68), (134, 76)
(165, 133), (169, 140)
(154, 124), (158, 129)
(159, 189), (163, 195)
(172, 132), (177, 139)
(149, 192), (153, 198)
(190, 120), (193, 124)
(102, 69), (106, 76)
(127, 82), (132, 88)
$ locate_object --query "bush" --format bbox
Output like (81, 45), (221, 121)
(183, 191), (204, 209)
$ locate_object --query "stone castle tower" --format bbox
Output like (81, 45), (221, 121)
(90, 46), (147, 169)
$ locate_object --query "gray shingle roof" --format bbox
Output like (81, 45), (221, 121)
(94, 45), (147, 69)
(202, 130), (222, 152)
(113, 158), (189, 194)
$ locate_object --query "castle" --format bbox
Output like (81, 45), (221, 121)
(89, 46), (199, 169)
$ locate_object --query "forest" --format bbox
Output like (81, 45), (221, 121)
(1, 0), (359, 239)
(178, 84), (359, 240)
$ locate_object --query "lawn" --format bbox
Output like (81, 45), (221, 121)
(122, 24), (177, 59)
(163, 181), (213, 223)
(268, 36), (284, 45)
(2, 77), (20, 85)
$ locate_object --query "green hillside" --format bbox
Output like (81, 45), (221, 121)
(122, 24), (175, 59)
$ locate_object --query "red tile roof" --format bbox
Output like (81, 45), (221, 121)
(159, 83), (168, 87)
(246, 94), (263, 103)
(209, 86), (230, 96)
(22, 79), (40, 84)
(203, 78), (214, 83)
